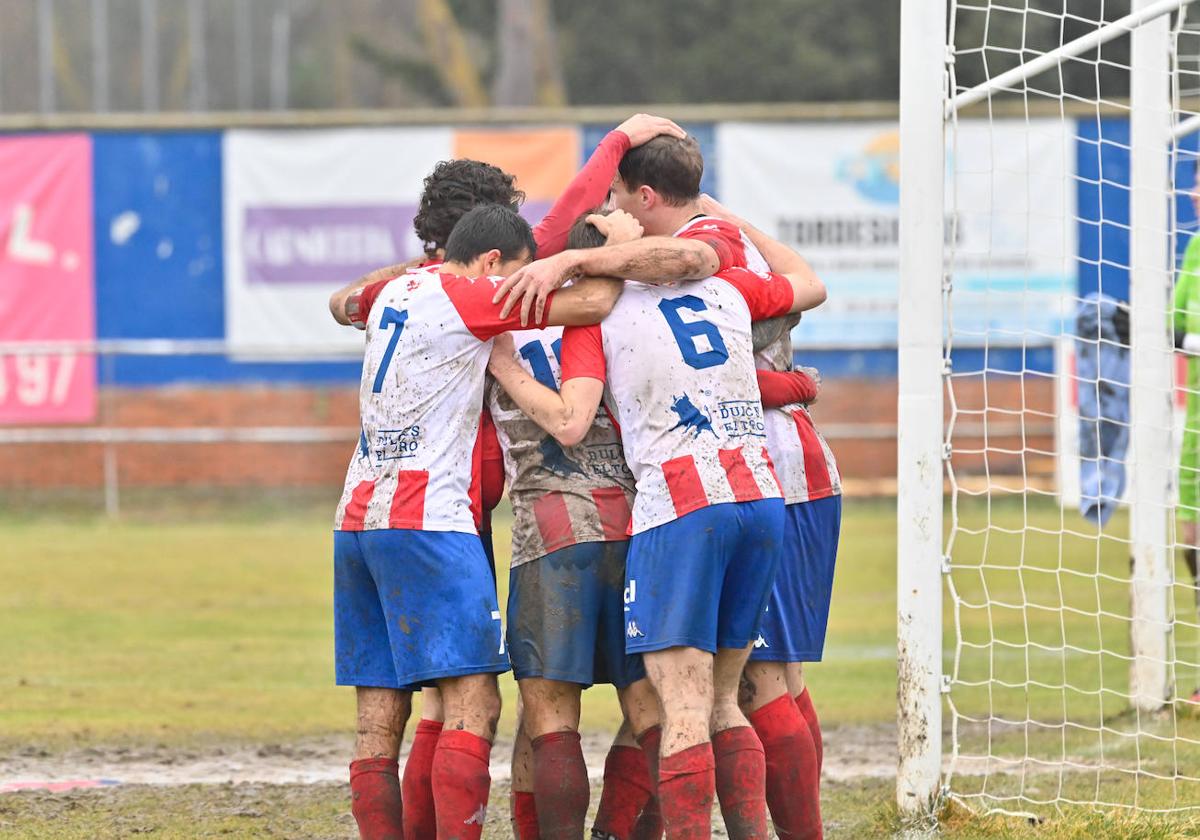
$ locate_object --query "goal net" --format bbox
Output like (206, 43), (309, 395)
(900, 0), (1200, 820)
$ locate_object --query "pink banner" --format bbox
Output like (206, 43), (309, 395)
(0, 135), (95, 424)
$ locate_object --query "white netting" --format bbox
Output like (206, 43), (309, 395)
(941, 0), (1200, 818)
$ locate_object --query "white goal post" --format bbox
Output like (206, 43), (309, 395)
(898, 0), (1200, 819)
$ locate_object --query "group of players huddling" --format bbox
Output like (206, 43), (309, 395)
(326, 113), (843, 840)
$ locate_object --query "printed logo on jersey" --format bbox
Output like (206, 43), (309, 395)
(374, 425), (423, 460)
(358, 427), (371, 461)
(669, 393), (716, 439)
(538, 436), (587, 478)
(717, 400), (766, 438)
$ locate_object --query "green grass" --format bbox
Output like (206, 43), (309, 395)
(4, 492), (1200, 836)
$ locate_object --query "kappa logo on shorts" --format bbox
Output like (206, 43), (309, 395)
(753, 634), (769, 649)
(626, 620), (645, 639)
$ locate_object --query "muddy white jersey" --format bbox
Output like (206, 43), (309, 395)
(561, 268), (795, 534)
(487, 326), (636, 567)
(334, 271), (548, 533)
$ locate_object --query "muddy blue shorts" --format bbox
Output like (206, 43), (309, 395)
(623, 499), (785, 654)
(750, 495), (842, 662)
(333, 528), (509, 689)
(507, 541), (646, 689)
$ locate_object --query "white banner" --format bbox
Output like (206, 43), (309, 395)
(716, 119), (1077, 348)
(223, 127), (453, 356)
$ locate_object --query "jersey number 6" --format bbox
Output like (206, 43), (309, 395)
(372, 307), (409, 393)
(658, 296), (729, 370)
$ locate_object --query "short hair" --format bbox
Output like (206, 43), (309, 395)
(414, 159), (526, 257)
(566, 208), (609, 250)
(617, 135), (703, 207)
(443, 204), (537, 265)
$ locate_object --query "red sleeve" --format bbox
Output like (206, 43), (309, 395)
(532, 130), (631, 258)
(479, 410), (505, 513)
(675, 218), (746, 272)
(560, 324), (606, 383)
(756, 369), (817, 408)
(442, 273), (555, 340)
(347, 278), (392, 328)
(719, 268), (795, 321)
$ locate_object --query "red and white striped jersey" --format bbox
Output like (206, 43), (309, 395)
(754, 332), (843, 504)
(561, 269), (795, 534)
(487, 326), (636, 567)
(334, 271), (549, 533)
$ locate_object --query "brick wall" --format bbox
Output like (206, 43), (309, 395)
(0, 376), (1058, 491)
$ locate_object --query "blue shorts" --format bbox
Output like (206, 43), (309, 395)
(751, 495), (842, 662)
(508, 541), (646, 688)
(624, 499), (785, 654)
(333, 528), (509, 688)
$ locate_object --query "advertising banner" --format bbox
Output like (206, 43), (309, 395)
(0, 135), (95, 424)
(224, 127), (453, 355)
(716, 119), (1077, 348)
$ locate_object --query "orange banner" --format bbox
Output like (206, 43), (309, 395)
(453, 128), (581, 201)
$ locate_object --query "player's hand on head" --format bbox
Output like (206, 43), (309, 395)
(590, 210), (642, 246)
(616, 113), (686, 147)
(492, 251), (577, 327)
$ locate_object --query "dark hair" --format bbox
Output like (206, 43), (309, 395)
(413, 159), (525, 257)
(566, 208), (609, 250)
(444, 204), (537, 265)
(617, 135), (703, 207)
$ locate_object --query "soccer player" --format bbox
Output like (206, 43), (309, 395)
(487, 208), (655, 840)
(699, 196), (841, 840)
(487, 221), (825, 839)
(327, 204), (623, 840)
(329, 112), (685, 838)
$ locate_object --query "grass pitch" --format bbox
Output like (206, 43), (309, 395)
(3, 492), (1200, 837)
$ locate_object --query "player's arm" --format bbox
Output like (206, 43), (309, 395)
(699, 194), (825, 315)
(757, 368), (820, 407)
(543, 278), (624, 327)
(494, 235), (718, 325)
(329, 257), (425, 326)
(487, 331), (604, 447)
(533, 113), (685, 258)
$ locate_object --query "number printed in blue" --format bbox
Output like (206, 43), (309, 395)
(518, 338), (563, 391)
(372, 307), (409, 393)
(658, 296), (729, 369)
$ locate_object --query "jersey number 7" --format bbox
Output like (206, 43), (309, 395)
(372, 307), (409, 393)
(659, 296), (729, 370)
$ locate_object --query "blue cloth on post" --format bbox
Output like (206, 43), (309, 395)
(1075, 293), (1130, 526)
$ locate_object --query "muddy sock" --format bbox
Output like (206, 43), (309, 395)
(512, 790), (540, 840)
(657, 742), (715, 840)
(432, 730), (491, 840)
(401, 718), (441, 839)
(751, 694), (821, 839)
(795, 689), (823, 773)
(592, 744), (655, 839)
(631, 726), (665, 839)
(349, 757), (403, 840)
(531, 731), (590, 839)
(712, 726), (769, 840)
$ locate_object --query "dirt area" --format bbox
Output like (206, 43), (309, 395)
(0, 725), (900, 792)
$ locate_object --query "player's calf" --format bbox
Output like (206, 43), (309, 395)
(519, 677), (589, 840)
(433, 674), (502, 840)
(350, 687), (410, 840)
(712, 646), (768, 840)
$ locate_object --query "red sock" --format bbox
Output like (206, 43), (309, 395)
(712, 726), (768, 839)
(657, 743), (715, 840)
(795, 689), (823, 772)
(592, 745), (654, 838)
(631, 726), (665, 840)
(531, 731), (590, 839)
(512, 790), (540, 840)
(349, 757), (403, 840)
(751, 694), (821, 840)
(401, 718), (441, 839)
(432, 730), (492, 840)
